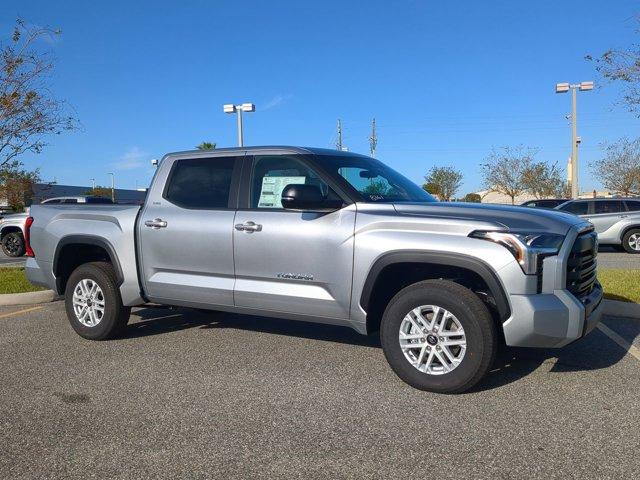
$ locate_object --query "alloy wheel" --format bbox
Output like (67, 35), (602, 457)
(398, 305), (467, 375)
(628, 233), (640, 251)
(72, 279), (106, 327)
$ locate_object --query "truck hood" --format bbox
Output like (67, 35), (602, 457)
(392, 202), (590, 236)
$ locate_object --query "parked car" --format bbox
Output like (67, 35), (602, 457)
(0, 212), (29, 257)
(555, 198), (640, 253)
(521, 198), (569, 209)
(25, 147), (602, 393)
(38, 196), (114, 205)
(0, 196), (113, 257)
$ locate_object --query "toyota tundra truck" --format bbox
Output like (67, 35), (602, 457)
(25, 146), (603, 393)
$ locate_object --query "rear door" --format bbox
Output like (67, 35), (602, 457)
(138, 154), (242, 306)
(588, 200), (625, 233)
(233, 154), (356, 319)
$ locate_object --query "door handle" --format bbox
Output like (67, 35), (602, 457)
(144, 218), (168, 229)
(619, 214), (628, 218)
(234, 221), (262, 233)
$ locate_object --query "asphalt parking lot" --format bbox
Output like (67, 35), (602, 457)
(0, 302), (639, 479)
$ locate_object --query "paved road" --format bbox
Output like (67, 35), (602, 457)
(0, 302), (638, 479)
(0, 250), (25, 268)
(598, 246), (640, 269)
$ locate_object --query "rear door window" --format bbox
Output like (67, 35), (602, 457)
(624, 200), (640, 211)
(593, 200), (623, 214)
(164, 157), (237, 209)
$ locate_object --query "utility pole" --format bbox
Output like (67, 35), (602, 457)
(570, 86), (578, 199)
(369, 118), (377, 157)
(555, 81), (593, 199)
(223, 103), (255, 147)
(336, 119), (343, 151)
(108, 172), (115, 203)
(90, 178), (95, 191)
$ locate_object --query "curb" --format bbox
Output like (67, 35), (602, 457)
(0, 290), (58, 306)
(603, 299), (640, 319)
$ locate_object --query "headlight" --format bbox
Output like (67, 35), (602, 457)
(469, 231), (565, 275)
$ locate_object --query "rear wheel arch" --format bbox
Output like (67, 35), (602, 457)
(53, 235), (124, 294)
(0, 225), (23, 239)
(360, 251), (511, 334)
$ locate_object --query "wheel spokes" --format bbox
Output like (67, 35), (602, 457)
(399, 304), (467, 376)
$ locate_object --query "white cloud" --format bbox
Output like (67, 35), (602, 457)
(112, 147), (149, 171)
(262, 94), (292, 111)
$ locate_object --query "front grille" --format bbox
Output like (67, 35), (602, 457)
(566, 229), (598, 301)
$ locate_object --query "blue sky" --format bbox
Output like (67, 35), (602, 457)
(4, 0), (640, 194)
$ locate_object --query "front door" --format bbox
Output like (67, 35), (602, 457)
(233, 154), (356, 319)
(138, 154), (242, 306)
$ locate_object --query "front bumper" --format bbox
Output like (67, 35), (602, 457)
(502, 281), (603, 348)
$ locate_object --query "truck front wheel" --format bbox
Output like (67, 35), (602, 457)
(64, 262), (131, 340)
(380, 279), (497, 394)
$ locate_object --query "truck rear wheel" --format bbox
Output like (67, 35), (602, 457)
(380, 279), (497, 394)
(64, 262), (130, 340)
(2, 232), (25, 257)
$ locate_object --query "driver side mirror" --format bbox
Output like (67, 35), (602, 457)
(281, 184), (338, 212)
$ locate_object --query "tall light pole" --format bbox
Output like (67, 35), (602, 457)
(223, 103), (255, 147)
(108, 172), (115, 203)
(90, 178), (95, 190)
(555, 81), (593, 199)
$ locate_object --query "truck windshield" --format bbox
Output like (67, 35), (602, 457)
(314, 154), (435, 203)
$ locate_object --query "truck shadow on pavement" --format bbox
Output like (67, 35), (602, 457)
(126, 307), (638, 392)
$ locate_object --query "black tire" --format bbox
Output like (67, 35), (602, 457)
(1, 232), (25, 257)
(380, 279), (497, 394)
(64, 262), (130, 340)
(622, 228), (640, 254)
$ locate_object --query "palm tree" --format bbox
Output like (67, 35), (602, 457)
(196, 141), (216, 150)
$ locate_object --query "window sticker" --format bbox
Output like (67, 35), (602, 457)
(257, 176), (306, 208)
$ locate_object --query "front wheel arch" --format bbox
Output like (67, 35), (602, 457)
(360, 252), (511, 334)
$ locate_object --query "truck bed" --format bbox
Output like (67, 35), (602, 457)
(26, 204), (144, 305)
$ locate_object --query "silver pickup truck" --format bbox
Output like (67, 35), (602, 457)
(26, 146), (603, 393)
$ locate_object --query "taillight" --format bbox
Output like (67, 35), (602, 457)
(24, 216), (35, 257)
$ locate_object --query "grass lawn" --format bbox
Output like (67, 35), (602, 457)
(598, 269), (640, 303)
(0, 267), (46, 294)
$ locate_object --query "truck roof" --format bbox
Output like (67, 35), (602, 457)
(161, 146), (368, 161)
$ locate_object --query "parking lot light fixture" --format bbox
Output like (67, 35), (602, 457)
(555, 81), (593, 199)
(223, 102), (255, 147)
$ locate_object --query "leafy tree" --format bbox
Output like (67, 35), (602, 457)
(481, 146), (537, 205)
(462, 192), (481, 203)
(422, 166), (463, 201)
(521, 161), (567, 199)
(362, 179), (389, 196)
(422, 181), (441, 197)
(1, 19), (78, 168)
(590, 137), (640, 195)
(0, 160), (39, 211)
(196, 141), (216, 150)
(85, 186), (113, 198)
(586, 19), (640, 114)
